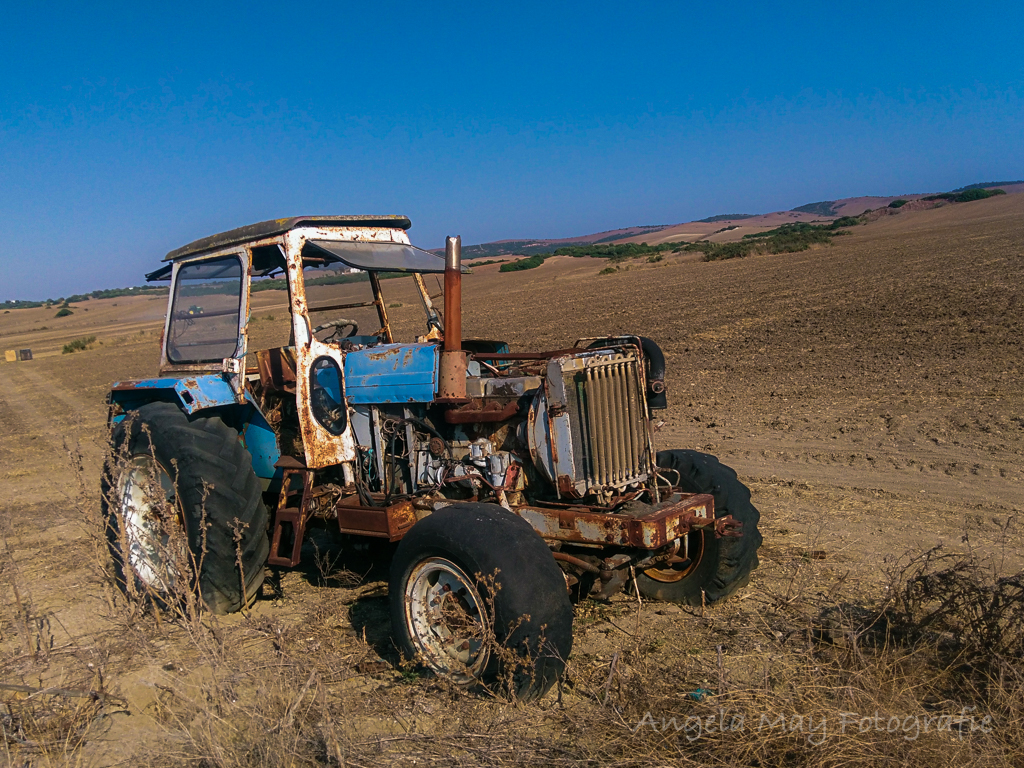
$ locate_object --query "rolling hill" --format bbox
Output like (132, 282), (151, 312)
(448, 180), (1024, 254)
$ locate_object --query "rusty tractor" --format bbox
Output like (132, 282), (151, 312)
(104, 216), (762, 699)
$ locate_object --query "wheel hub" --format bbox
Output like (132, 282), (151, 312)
(643, 532), (705, 583)
(403, 557), (489, 682)
(118, 455), (187, 593)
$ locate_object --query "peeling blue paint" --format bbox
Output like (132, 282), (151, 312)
(110, 374), (282, 482)
(343, 343), (438, 404)
(110, 374), (238, 414)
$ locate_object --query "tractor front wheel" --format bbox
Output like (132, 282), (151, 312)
(390, 503), (573, 701)
(635, 450), (762, 605)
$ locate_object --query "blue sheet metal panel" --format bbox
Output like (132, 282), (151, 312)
(110, 377), (282, 480)
(110, 375), (237, 414)
(240, 414), (282, 481)
(344, 343), (438, 404)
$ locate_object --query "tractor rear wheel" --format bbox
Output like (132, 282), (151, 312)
(390, 503), (573, 701)
(635, 450), (762, 605)
(103, 402), (270, 614)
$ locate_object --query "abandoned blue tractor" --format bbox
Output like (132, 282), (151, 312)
(103, 215), (762, 699)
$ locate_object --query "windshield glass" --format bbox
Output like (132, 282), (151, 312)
(167, 256), (243, 363)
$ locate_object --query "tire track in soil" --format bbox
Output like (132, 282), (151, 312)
(0, 367), (31, 435)
(708, 434), (1024, 515)
(14, 361), (106, 423)
(0, 367), (170, 764)
(0, 361), (104, 508)
(0, 363), (113, 655)
(0, 365), (105, 649)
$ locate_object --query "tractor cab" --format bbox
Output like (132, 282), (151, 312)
(124, 215), (466, 476)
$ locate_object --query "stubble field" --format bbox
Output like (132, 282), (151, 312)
(1, 194), (1022, 766)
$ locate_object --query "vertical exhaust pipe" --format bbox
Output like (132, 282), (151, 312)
(443, 236), (462, 353)
(437, 235), (467, 400)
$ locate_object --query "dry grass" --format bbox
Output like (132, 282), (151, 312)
(109, 555), (1024, 768)
(1, 500), (115, 765)
(2, 442), (1022, 766)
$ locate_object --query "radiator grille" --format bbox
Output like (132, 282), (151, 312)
(563, 354), (650, 490)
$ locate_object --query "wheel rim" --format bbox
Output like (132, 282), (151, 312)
(643, 531), (706, 583)
(403, 557), (490, 683)
(118, 455), (188, 593)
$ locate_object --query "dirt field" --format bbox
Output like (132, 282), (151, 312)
(1, 193), (1021, 766)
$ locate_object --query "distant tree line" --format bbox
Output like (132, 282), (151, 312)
(3, 285), (169, 310)
(696, 213), (757, 223)
(950, 180), (1022, 193)
(4, 271), (419, 308)
(923, 188), (1006, 203)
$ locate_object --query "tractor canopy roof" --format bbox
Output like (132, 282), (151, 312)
(164, 216), (413, 261)
(146, 215), (464, 281)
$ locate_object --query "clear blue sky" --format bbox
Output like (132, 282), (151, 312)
(1, 1), (1022, 301)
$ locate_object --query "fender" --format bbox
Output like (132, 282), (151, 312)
(109, 375), (282, 482)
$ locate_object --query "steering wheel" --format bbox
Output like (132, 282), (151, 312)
(312, 318), (359, 342)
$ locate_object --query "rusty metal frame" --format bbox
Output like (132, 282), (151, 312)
(157, 226), (412, 372)
(368, 272), (394, 343)
(283, 229), (357, 469)
(271, 485), (729, 569)
(335, 495), (417, 541)
(290, 489), (720, 554)
(511, 493), (715, 550)
(268, 467), (316, 567)
(154, 224), (413, 470)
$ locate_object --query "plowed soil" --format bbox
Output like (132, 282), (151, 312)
(0, 192), (1021, 764)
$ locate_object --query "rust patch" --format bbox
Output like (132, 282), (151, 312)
(336, 497), (416, 542)
(443, 398), (519, 424)
(268, 467), (316, 567)
(366, 347), (403, 362)
(470, 349), (580, 361)
(556, 475), (577, 496)
(512, 493), (716, 549)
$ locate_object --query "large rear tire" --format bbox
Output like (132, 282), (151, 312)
(390, 503), (573, 701)
(635, 450), (762, 605)
(103, 402), (270, 614)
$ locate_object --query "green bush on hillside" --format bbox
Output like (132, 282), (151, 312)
(689, 220), (855, 262)
(889, 199), (908, 208)
(741, 220), (858, 241)
(955, 188), (1006, 202)
(62, 336), (96, 354)
(923, 188), (1005, 204)
(54, 307), (73, 318)
(552, 242), (672, 259)
(499, 255), (547, 272)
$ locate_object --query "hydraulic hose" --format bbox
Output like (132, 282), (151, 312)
(637, 336), (667, 410)
(588, 336), (668, 410)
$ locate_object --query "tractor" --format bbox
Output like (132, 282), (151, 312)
(103, 215), (762, 699)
